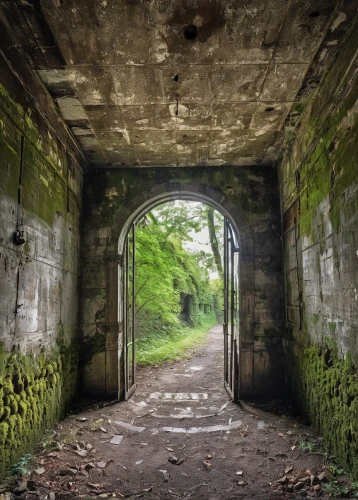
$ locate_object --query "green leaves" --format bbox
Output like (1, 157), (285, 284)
(134, 201), (223, 338)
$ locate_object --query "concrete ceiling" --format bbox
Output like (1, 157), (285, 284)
(33, 0), (339, 167)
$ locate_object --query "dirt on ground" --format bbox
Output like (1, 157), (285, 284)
(3, 325), (343, 499)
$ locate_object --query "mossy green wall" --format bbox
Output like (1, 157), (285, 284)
(287, 341), (358, 475)
(279, 16), (358, 476)
(0, 46), (83, 476)
(0, 339), (78, 477)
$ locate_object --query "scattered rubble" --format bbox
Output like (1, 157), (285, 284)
(272, 466), (350, 497)
(159, 470), (169, 483)
(110, 435), (124, 445)
(168, 456), (185, 465)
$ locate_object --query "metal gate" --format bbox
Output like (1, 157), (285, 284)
(123, 215), (240, 402)
(123, 223), (136, 399)
(223, 218), (240, 401)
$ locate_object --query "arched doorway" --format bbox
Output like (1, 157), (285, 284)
(104, 181), (254, 404)
(120, 199), (240, 402)
(81, 171), (285, 402)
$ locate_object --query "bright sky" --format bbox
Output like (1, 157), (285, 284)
(181, 201), (222, 279)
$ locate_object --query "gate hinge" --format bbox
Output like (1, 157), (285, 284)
(105, 254), (124, 265)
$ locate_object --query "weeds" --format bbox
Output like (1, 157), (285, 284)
(321, 467), (358, 498)
(89, 418), (104, 431)
(7, 454), (32, 478)
(321, 482), (349, 497)
(352, 483), (358, 498)
(328, 464), (346, 476)
(299, 440), (316, 452)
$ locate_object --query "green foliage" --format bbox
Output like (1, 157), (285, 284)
(328, 464), (346, 476)
(352, 482), (358, 497)
(210, 278), (224, 322)
(136, 314), (216, 366)
(134, 201), (224, 364)
(299, 440), (316, 452)
(135, 202), (223, 334)
(321, 482), (350, 497)
(7, 454), (32, 478)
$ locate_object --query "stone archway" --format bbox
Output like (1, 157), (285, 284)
(81, 166), (284, 401)
(106, 182), (253, 400)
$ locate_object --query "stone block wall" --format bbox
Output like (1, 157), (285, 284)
(0, 20), (84, 475)
(279, 17), (358, 476)
(81, 166), (285, 400)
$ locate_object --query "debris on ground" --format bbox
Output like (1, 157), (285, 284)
(6, 326), (355, 500)
(168, 456), (185, 465)
(110, 435), (124, 445)
(203, 460), (212, 470)
(159, 470), (169, 483)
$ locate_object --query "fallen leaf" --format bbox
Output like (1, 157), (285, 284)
(34, 468), (45, 475)
(59, 469), (77, 477)
(88, 483), (104, 489)
(75, 450), (87, 458)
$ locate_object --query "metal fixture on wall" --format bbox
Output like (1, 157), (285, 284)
(14, 225), (25, 246)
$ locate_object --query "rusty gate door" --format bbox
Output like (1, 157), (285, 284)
(123, 223), (136, 399)
(223, 218), (239, 402)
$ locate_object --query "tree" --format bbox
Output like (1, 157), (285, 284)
(207, 207), (223, 278)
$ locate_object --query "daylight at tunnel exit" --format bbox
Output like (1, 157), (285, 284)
(0, 1), (357, 499)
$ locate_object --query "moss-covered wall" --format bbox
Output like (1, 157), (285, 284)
(0, 28), (84, 476)
(81, 166), (285, 399)
(279, 15), (358, 476)
(0, 339), (78, 477)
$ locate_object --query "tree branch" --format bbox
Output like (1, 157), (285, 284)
(135, 295), (163, 315)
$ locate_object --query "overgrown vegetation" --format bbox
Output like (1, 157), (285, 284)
(134, 202), (224, 365)
(136, 315), (216, 366)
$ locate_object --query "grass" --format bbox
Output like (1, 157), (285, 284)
(136, 316), (217, 366)
(299, 440), (316, 452)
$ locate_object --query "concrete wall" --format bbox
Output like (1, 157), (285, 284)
(279, 18), (358, 476)
(0, 12), (84, 476)
(81, 166), (285, 401)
